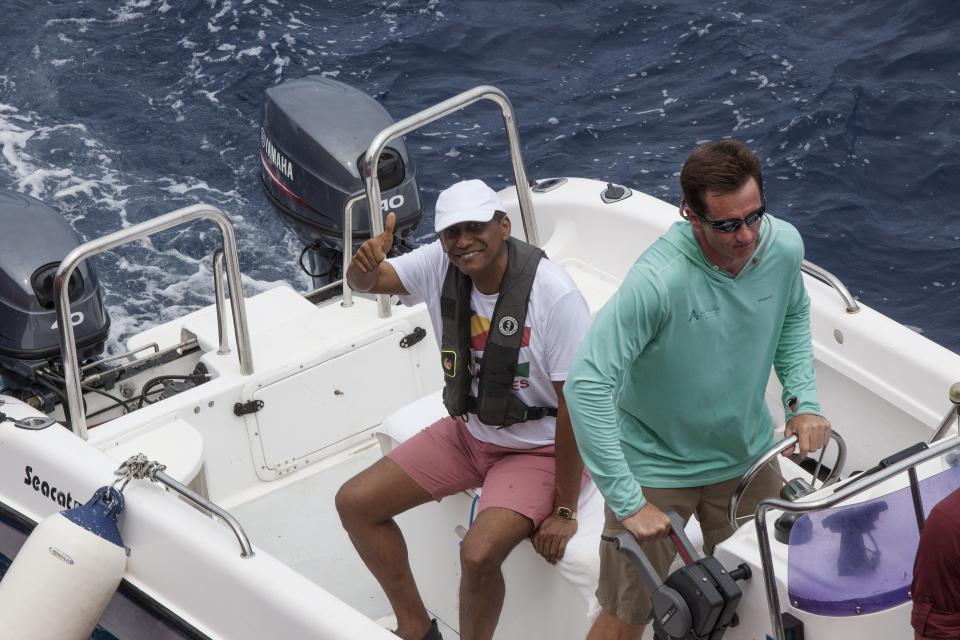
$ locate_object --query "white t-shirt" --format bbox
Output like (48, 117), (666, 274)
(389, 240), (591, 449)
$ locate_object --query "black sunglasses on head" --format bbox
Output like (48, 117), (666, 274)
(683, 195), (766, 233)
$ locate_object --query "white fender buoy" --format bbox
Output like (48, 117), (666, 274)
(0, 486), (127, 640)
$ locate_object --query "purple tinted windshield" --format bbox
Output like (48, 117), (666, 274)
(786, 461), (960, 616)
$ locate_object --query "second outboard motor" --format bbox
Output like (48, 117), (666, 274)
(259, 76), (423, 291)
(0, 190), (110, 410)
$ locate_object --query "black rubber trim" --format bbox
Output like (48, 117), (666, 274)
(0, 500), (33, 536)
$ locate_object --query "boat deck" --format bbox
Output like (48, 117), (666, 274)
(230, 435), (461, 637)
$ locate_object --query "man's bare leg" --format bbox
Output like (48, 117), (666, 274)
(336, 457), (435, 640)
(586, 610), (646, 640)
(458, 507), (534, 640)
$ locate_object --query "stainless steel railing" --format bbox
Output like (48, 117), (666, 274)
(212, 249), (231, 356)
(359, 85), (538, 318)
(80, 342), (159, 372)
(154, 470), (254, 558)
(55, 204), (254, 439)
(755, 434), (960, 640)
(801, 260), (860, 313)
(339, 192), (366, 308)
(300, 193), (365, 305)
(114, 453), (255, 559)
(78, 337), (199, 389)
(929, 382), (960, 443)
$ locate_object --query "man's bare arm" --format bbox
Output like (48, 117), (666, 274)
(531, 381), (584, 564)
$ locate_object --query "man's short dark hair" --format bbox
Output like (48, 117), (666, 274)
(680, 140), (763, 217)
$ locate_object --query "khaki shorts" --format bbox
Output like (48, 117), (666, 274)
(596, 463), (782, 625)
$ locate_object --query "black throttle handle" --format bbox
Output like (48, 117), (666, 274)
(602, 511), (697, 639)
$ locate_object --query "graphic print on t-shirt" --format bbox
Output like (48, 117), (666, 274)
(470, 313), (531, 387)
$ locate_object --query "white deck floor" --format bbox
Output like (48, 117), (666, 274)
(230, 436), (460, 638)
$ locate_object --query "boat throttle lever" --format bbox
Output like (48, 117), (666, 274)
(603, 511), (751, 640)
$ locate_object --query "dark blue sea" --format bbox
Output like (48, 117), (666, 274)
(0, 0), (958, 353)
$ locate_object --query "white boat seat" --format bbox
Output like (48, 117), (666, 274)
(377, 390), (604, 615)
(376, 392), (786, 626)
(556, 257), (622, 317)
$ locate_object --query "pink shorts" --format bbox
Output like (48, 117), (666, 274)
(388, 415), (584, 528)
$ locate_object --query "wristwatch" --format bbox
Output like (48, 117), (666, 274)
(555, 506), (577, 521)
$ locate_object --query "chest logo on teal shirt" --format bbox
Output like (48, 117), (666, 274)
(689, 304), (720, 322)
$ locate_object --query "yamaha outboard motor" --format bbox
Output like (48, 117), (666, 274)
(0, 190), (110, 409)
(259, 76), (423, 291)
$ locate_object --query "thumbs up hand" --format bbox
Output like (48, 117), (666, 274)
(351, 212), (396, 273)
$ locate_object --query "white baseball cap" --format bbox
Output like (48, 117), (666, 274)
(433, 179), (506, 233)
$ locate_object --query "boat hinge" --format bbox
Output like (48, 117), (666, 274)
(233, 400), (264, 416)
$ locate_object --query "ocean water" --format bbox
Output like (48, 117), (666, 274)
(0, 0), (957, 353)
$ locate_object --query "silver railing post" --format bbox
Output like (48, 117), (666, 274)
(55, 204), (253, 439)
(340, 192), (365, 308)
(801, 260), (860, 313)
(755, 434), (960, 640)
(930, 382), (960, 442)
(362, 85), (538, 318)
(300, 193), (367, 305)
(212, 249), (230, 356)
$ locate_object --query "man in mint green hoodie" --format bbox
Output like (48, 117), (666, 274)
(565, 140), (832, 640)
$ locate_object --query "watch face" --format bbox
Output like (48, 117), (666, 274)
(556, 507), (572, 519)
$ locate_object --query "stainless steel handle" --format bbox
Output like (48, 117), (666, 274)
(213, 249), (231, 356)
(801, 259), (860, 313)
(55, 204), (254, 439)
(340, 192), (366, 308)
(930, 383), (960, 443)
(155, 471), (254, 558)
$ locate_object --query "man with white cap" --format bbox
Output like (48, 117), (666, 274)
(337, 179), (591, 640)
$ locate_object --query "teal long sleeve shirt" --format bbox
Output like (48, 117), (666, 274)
(564, 215), (821, 519)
